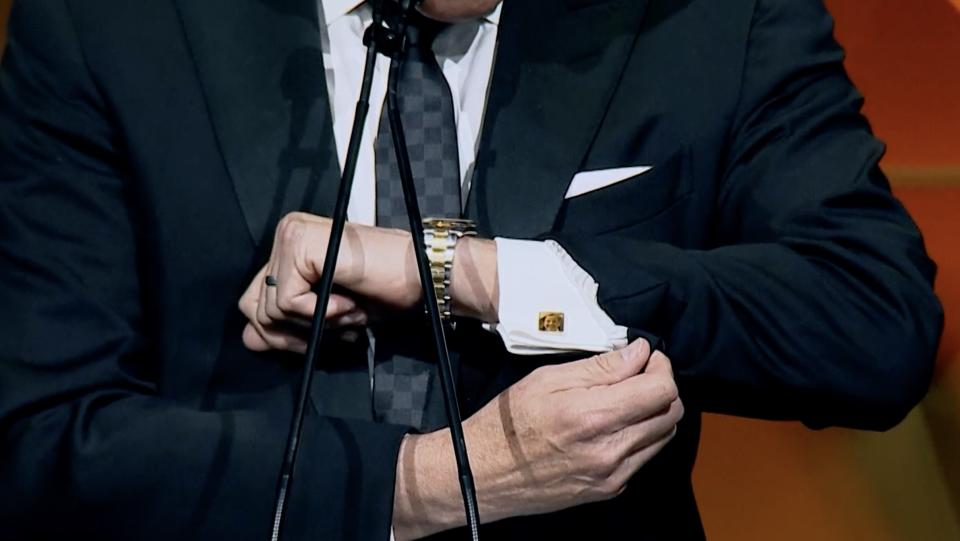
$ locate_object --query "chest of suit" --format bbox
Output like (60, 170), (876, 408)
(66, 0), (750, 413)
(38, 1), (763, 538)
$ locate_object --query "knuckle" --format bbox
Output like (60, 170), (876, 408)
(652, 350), (674, 373)
(279, 211), (306, 226)
(552, 401), (577, 431)
(672, 399), (685, 423)
(581, 408), (611, 436)
(665, 380), (679, 402)
(590, 446), (621, 478)
(277, 213), (306, 246)
(275, 294), (294, 313)
(654, 378), (679, 405)
(238, 296), (252, 317)
(276, 214), (292, 238)
(264, 302), (283, 320)
(579, 410), (602, 435)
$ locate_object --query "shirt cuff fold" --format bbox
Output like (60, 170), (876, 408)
(492, 238), (628, 355)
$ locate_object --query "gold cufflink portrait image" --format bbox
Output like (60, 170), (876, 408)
(538, 311), (565, 333)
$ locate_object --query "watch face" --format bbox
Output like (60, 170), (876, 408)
(422, 217), (477, 231)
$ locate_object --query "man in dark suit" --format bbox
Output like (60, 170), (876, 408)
(0, 0), (943, 540)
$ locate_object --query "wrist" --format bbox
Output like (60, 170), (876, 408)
(392, 399), (526, 539)
(339, 224), (421, 308)
(450, 237), (499, 322)
(392, 430), (464, 539)
(331, 221), (366, 287)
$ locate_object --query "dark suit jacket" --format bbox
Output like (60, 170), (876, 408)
(0, 0), (943, 539)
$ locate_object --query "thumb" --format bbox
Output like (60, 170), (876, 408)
(559, 339), (651, 389)
(643, 349), (674, 378)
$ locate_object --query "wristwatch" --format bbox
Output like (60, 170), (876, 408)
(422, 217), (477, 320)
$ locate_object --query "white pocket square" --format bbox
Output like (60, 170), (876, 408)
(564, 165), (654, 199)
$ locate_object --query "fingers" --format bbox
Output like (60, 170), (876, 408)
(577, 349), (678, 434)
(610, 397), (684, 456)
(590, 399), (683, 499)
(239, 266), (363, 353)
(241, 322), (308, 354)
(269, 287), (360, 328)
(643, 349), (674, 378)
(254, 214), (365, 330)
(245, 257), (363, 323)
(256, 213), (318, 326)
(270, 229), (314, 321)
(256, 247), (279, 328)
(328, 308), (368, 327)
(239, 265), (267, 324)
(240, 273), (309, 354)
(242, 323), (271, 351)
(549, 339), (652, 390)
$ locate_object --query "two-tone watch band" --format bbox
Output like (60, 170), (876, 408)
(422, 217), (477, 320)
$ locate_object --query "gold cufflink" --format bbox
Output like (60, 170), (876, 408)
(538, 311), (565, 333)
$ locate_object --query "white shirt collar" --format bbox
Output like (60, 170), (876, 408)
(483, 2), (503, 25)
(320, 0), (502, 26)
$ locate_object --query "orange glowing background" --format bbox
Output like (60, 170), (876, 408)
(0, 1), (958, 540)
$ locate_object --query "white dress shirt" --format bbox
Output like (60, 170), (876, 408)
(318, 0), (627, 354)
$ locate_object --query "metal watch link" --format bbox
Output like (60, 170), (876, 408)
(421, 217), (477, 320)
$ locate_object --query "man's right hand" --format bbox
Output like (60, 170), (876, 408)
(392, 339), (684, 539)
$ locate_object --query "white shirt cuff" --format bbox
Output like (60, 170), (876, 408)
(491, 238), (628, 355)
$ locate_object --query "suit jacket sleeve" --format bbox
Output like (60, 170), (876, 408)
(0, 2), (404, 539)
(549, 0), (943, 431)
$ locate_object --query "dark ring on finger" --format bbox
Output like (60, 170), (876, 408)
(265, 275), (279, 287)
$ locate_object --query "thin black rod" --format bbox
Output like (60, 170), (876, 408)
(385, 4), (481, 539)
(269, 7), (385, 541)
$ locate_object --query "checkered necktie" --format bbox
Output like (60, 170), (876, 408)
(373, 12), (460, 429)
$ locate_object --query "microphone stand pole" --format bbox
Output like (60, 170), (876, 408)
(270, 1), (480, 539)
(269, 4), (385, 540)
(384, 2), (481, 539)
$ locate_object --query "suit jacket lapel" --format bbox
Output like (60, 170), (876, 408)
(174, 0), (341, 246)
(466, 0), (651, 238)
